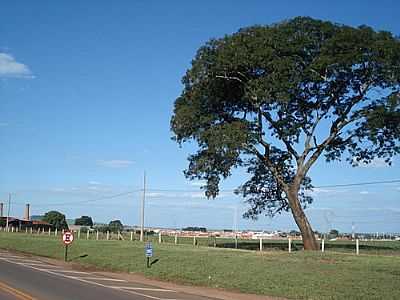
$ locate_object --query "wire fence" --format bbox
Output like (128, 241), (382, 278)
(0, 178), (399, 257)
(1, 226), (399, 256)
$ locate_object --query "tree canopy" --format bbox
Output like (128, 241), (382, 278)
(171, 17), (400, 250)
(75, 216), (93, 227)
(42, 211), (69, 230)
(108, 220), (123, 233)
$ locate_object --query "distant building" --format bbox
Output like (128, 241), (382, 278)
(0, 217), (52, 230)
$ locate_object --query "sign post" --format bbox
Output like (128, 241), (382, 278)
(62, 231), (74, 262)
(145, 242), (153, 268)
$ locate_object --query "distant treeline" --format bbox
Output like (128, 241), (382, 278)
(182, 227), (207, 232)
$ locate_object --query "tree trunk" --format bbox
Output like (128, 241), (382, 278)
(287, 189), (319, 250)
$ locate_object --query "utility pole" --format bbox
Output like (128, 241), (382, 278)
(6, 193), (11, 231)
(140, 172), (146, 242)
(233, 205), (238, 249)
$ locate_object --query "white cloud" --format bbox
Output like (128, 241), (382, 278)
(97, 159), (134, 168)
(50, 187), (66, 192)
(190, 192), (205, 198)
(308, 188), (345, 196)
(190, 181), (206, 187)
(88, 181), (101, 185)
(146, 192), (165, 198)
(146, 190), (235, 200)
(0, 53), (33, 78)
(357, 157), (391, 168)
(359, 191), (369, 195)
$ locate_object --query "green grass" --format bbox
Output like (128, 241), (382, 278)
(0, 232), (399, 299)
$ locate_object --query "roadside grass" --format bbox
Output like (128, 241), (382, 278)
(0, 232), (399, 299)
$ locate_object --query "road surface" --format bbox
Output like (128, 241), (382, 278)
(0, 250), (216, 300)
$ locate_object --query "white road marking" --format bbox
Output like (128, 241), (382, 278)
(116, 286), (176, 292)
(23, 263), (63, 268)
(0, 255), (29, 259)
(0, 257), (182, 300)
(6, 260), (43, 264)
(44, 269), (90, 274)
(80, 277), (127, 282)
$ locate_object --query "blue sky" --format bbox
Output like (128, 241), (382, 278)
(0, 1), (399, 233)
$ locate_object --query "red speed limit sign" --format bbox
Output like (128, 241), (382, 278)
(62, 231), (74, 245)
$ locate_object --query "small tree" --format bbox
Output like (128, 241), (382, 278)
(108, 220), (123, 233)
(42, 211), (68, 230)
(329, 229), (339, 238)
(171, 17), (400, 250)
(94, 225), (109, 233)
(74, 216), (93, 227)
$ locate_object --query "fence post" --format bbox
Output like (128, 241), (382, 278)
(175, 234), (178, 245)
(130, 231), (133, 241)
(288, 238), (292, 253)
(11, 227), (14, 233)
(42, 228), (45, 234)
(106, 231), (110, 240)
(55, 228), (57, 236)
(48, 228), (51, 236)
(96, 231), (99, 241)
(356, 239), (359, 255)
(235, 234), (238, 249)
(87, 230), (90, 240)
(321, 239), (325, 252)
(25, 227), (28, 234)
(193, 236), (196, 246)
(158, 232), (162, 244)
(30, 227), (33, 234)
(259, 238), (263, 252)
(78, 229), (81, 239)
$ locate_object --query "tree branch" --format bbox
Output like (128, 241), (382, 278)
(299, 84), (371, 178)
(261, 111), (300, 160)
(249, 145), (289, 192)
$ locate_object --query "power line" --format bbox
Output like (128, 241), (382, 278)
(25, 190), (141, 207)
(314, 179), (400, 188)
(147, 179), (400, 192)
(4, 178), (400, 207)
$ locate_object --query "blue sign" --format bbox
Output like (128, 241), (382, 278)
(145, 242), (153, 257)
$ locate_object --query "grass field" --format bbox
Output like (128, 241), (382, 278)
(0, 232), (399, 299)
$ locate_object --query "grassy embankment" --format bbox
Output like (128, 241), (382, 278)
(0, 232), (399, 299)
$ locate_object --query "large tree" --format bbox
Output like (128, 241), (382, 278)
(108, 220), (123, 233)
(171, 17), (400, 250)
(42, 211), (69, 230)
(75, 216), (93, 227)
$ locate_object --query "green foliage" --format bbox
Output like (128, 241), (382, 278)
(94, 225), (109, 233)
(0, 218), (5, 227)
(182, 227), (207, 232)
(171, 17), (400, 223)
(42, 211), (69, 230)
(79, 226), (89, 233)
(329, 229), (339, 238)
(108, 220), (123, 233)
(74, 216), (93, 227)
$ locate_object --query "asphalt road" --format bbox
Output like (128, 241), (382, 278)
(0, 250), (216, 300)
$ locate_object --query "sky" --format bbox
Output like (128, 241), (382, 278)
(0, 1), (399, 233)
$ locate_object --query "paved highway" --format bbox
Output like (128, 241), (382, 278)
(0, 250), (216, 300)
